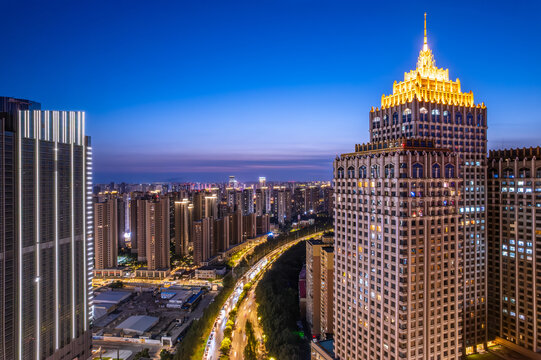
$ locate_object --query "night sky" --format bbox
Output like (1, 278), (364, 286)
(1, 0), (540, 183)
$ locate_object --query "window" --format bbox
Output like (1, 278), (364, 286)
(431, 109), (441, 122)
(489, 168), (498, 179)
(347, 166), (355, 178)
(373, 116), (381, 129)
(467, 112), (473, 126)
(537, 168), (541, 178)
(392, 112), (398, 125)
(412, 163), (423, 178)
(359, 165), (367, 179)
(518, 168), (530, 178)
(455, 113), (462, 125)
(445, 164), (455, 178)
(443, 110), (450, 123)
(402, 109), (412, 122)
(477, 114), (483, 127)
(371, 164), (380, 178)
(385, 164), (395, 178)
(337, 167), (344, 179)
(383, 115), (389, 126)
(503, 168), (514, 179)
(420, 107), (428, 122)
(432, 163), (441, 178)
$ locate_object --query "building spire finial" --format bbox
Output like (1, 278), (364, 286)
(423, 12), (428, 51)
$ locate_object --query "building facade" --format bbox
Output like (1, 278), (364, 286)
(333, 16), (487, 359)
(306, 237), (335, 338)
(94, 198), (118, 269)
(174, 199), (192, 256)
(145, 196), (170, 270)
(0, 97), (92, 360)
(487, 147), (541, 356)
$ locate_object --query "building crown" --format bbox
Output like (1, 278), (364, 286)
(378, 13), (485, 110)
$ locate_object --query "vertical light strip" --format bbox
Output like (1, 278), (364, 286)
(17, 111), (23, 360)
(35, 112), (41, 360)
(70, 114), (76, 339)
(81, 113), (88, 331)
(54, 112), (59, 350)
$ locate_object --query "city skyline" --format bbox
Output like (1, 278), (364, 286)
(1, 1), (540, 183)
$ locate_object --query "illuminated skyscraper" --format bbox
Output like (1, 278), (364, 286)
(333, 15), (487, 359)
(0, 97), (92, 360)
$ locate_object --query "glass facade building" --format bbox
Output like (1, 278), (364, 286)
(0, 97), (92, 360)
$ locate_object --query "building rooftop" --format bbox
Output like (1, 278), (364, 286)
(116, 315), (159, 335)
(93, 290), (131, 305)
(317, 339), (335, 357)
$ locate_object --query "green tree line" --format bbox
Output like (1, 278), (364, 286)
(255, 241), (310, 360)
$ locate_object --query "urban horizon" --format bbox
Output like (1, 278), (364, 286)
(2, 2), (541, 360)
(2, 1), (540, 184)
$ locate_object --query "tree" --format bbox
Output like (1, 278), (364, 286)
(109, 280), (124, 289)
(160, 349), (173, 360)
(219, 337), (232, 354)
(134, 348), (150, 359)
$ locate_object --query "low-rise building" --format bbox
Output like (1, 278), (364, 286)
(311, 339), (334, 360)
(194, 265), (227, 279)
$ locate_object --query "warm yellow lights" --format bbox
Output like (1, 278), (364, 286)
(378, 13), (485, 110)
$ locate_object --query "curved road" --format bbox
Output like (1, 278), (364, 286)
(203, 230), (325, 360)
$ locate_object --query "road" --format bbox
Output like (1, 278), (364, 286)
(203, 230), (326, 360)
(229, 274), (265, 359)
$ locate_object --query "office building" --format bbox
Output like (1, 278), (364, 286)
(487, 147), (541, 357)
(94, 198), (118, 269)
(0, 97), (92, 359)
(333, 15), (486, 359)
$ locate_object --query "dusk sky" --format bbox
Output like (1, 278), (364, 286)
(1, 0), (540, 183)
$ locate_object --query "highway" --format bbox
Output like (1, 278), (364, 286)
(229, 272), (265, 359)
(203, 230), (326, 360)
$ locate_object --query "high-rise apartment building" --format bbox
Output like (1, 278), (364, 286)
(241, 188), (254, 215)
(487, 147), (541, 357)
(94, 198), (118, 269)
(306, 236), (334, 338)
(334, 15), (487, 359)
(213, 216), (230, 254)
(0, 97), (92, 360)
(174, 199), (193, 256)
(229, 209), (243, 245)
(193, 217), (213, 265)
(277, 187), (291, 225)
(131, 196), (170, 269)
(319, 244), (334, 338)
(145, 196), (170, 270)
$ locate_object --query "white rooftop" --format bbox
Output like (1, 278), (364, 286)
(116, 315), (159, 335)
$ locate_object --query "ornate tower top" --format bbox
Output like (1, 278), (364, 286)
(378, 13), (485, 110)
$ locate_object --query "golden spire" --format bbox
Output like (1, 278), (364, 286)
(379, 13), (483, 109)
(423, 12), (428, 51)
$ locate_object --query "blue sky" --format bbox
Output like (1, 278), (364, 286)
(1, 0), (540, 183)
